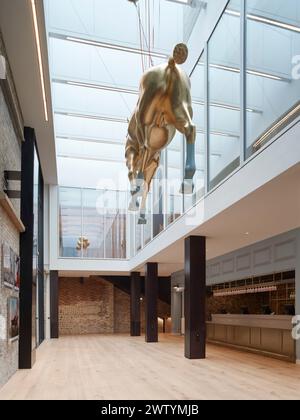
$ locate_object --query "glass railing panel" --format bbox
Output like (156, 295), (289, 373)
(102, 190), (127, 259)
(208, 0), (241, 190)
(59, 187), (127, 259)
(153, 157), (165, 238)
(167, 132), (183, 225)
(144, 192), (153, 245)
(59, 187), (82, 258)
(135, 215), (142, 253)
(82, 189), (105, 259)
(246, 0), (300, 157)
(183, 53), (206, 211)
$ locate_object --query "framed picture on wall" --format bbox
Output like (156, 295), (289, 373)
(8, 297), (19, 342)
(1, 244), (20, 290)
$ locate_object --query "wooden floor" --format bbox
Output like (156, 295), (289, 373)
(1, 334), (300, 400)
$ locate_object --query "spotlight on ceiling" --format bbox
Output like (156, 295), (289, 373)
(166, 0), (193, 5)
(166, 0), (207, 7)
(174, 285), (185, 293)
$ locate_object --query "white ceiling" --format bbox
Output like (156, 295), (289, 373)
(0, 0), (57, 184)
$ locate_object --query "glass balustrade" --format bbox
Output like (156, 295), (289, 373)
(246, 0), (300, 157)
(59, 187), (127, 259)
(208, 0), (241, 190)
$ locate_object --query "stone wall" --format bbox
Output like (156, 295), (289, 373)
(59, 277), (171, 335)
(0, 79), (22, 387)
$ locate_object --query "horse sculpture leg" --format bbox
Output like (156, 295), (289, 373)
(174, 106), (196, 194)
(138, 157), (159, 225)
(181, 125), (196, 194)
(126, 139), (143, 211)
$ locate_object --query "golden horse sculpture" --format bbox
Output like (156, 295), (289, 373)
(125, 44), (196, 224)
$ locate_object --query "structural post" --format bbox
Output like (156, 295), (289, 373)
(50, 270), (59, 339)
(171, 271), (184, 335)
(130, 272), (141, 336)
(19, 127), (36, 369)
(145, 263), (158, 343)
(295, 230), (300, 364)
(184, 236), (206, 359)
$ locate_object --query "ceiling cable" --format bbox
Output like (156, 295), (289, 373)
(132, 0), (154, 69)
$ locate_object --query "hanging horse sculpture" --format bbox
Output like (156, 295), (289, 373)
(125, 44), (196, 224)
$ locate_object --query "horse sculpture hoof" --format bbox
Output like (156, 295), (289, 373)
(138, 215), (147, 225)
(131, 185), (141, 196)
(128, 200), (140, 212)
(180, 179), (194, 195)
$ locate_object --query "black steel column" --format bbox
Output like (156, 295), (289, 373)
(185, 236), (206, 359)
(145, 263), (158, 343)
(19, 127), (36, 369)
(50, 271), (59, 339)
(130, 272), (141, 336)
(38, 167), (45, 344)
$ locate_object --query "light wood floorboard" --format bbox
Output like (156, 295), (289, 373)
(1, 334), (300, 400)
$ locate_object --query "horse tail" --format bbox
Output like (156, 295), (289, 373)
(165, 43), (189, 94)
(172, 43), (189, 65)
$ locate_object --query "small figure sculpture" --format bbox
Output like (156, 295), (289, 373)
(125, 44), (196, 224)
(76, 237), (90, 251)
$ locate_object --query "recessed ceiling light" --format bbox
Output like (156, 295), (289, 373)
(225, 9), (300, 34)
(49, 33), (168, 60)
(31, 0), (49, 122)
(53, 78), (138, 95)
(199, 62), (290, 83)
(193, 98), (260, 113)
(166, 0), (193, 5)
(54, 111), (128, 124)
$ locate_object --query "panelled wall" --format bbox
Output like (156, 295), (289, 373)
(206, 229), (299, 285)
(171, 229), (300, 358)
(59, 277), (171, 336)
(206, 228), (300, 362)
(0, 34), (23, 387)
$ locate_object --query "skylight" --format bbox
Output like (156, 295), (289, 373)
(45, 0), (191, 190)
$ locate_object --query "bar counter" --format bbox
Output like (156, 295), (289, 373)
(207, 315), (295, 362)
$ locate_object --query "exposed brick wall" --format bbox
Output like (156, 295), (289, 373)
(59, 278), (114, 335)
(59, 277), (171, 336)
(113, 288), (130, 334)
(0, 82), (21, 388)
